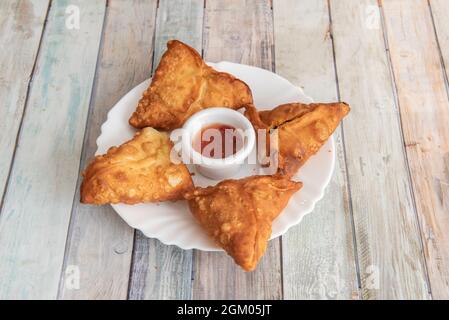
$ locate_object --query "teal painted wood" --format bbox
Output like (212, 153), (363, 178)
(273, 0), (359, 299)
(59, 0), (157, 300)
(0, 0), (106, 299)
(192, 0), (281, 299)
(127, 0), (204, 300)
(330, 0), (429, 299)
(0, 0), (49, 206)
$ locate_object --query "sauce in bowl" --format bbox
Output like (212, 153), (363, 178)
(193, 123), (244, 159)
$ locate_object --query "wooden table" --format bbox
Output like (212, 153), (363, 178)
(1, 0), (448, 300)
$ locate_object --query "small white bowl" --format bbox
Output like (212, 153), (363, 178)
(181, 107), (255, 180)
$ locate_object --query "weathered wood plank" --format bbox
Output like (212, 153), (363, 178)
(127, 0), (204, 300)
(128, 232), (194, 300)
(153, 0), (204, 67)
(0, 0), (106, 299)
(330, 0), (429, 299)
(203, 0), (273, 69)
(192, 0), (281, 299)
(273, 0), (359, 300)
(0, 0), (49, 205)
(59, 0), (157, 300)
(383, 0), (449, 299)
(430, 0), (449, 83)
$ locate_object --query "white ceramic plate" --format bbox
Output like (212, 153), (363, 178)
(96, 61), (334, 251)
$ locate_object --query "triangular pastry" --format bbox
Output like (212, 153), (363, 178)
(81, 127), (193, 204)
(184, 175), (301, 271)
(129, 40), (253, 130)
(245, 102), (350, 177)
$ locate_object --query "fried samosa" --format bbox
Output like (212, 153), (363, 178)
(81, 127), (193, 205)
(184, 175), (302, 271)
(245, 102), (350, 177)
(129, 40), (253, 130)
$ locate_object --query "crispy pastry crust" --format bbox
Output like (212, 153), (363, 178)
(129, 40), (254, 130)
(184, 175), (302, 271)
(81, 127), (193, 205)
(245, 102), (350, 177)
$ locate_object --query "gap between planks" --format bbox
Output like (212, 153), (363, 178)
(127, 0), (203, 300)
(428, 1), (449, 104)
(57, 0), (110, 299)
(377, 0), (432, 296)
(382, 0), (449, 299)
(326, 0), (363, 298)
(329, 0), (429, 299)
(59, 0), (158, 299)
(0, 0), (51, 213)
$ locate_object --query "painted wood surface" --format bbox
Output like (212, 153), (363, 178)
(382, 0), (449, 300)
(191, 0), (281, 300)
(0, 0), (49, 208)
(127, 0), (204, 300)
(0, 0), (106, 299)
(273, 0), (359, 300)
(1, 0), (448, 300)
(59, 0), (157, 300)
(430, 0), (449, 84)
(152, 0), (204, 69)
(330, 0), (429, 299)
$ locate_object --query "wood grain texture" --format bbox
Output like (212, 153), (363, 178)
(273, 0), (359, 300)
(383, 0), (449, 299)
(153, 0), (204, 67)
(127, 0), (204, 300)
(330, 0), (429, 299)
(430, 0), (449, 84)
(0, 0), (444, 300)
(0, 0), (106, 299)
(192, 0), (281, 299)
(0, 0), (49, 205)
(58, 0), (157, 300)
(203, 0), (273, 69)
(128, 232), (194, 300)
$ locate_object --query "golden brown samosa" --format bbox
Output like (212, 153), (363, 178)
(184, 175), (301, 271)
(245, 102), (350, 177)
(129, 40), (253, 130)
(81, 127), (193, 205)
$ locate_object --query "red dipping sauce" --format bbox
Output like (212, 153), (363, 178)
(193, 123), (244, 159)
